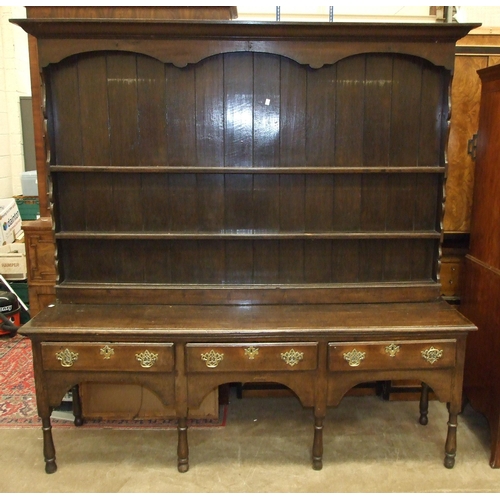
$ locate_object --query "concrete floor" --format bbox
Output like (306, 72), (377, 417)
(1, 391), (499, 493)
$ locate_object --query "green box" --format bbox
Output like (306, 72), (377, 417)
(15, 196), (40, 221)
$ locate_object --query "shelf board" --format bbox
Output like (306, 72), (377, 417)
(50, 165), (445, 174)
(55, 230), (442, 240)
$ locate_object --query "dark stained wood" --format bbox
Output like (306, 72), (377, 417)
(13, 15), (478, 473)
(461, 63), (500, 468)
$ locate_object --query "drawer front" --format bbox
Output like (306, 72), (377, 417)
(328, 339), (456, 372)
(41, 342), (174, 372)
(186, 342), (318, 373)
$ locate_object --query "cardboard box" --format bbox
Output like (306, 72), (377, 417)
(0, 243), (27, 280)
(0, 198), (23, 245)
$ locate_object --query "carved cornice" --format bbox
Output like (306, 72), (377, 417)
(11, 20), (480, 70)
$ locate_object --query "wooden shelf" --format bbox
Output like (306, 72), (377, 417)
(55, 230), (442, 240)
(50, 165), (446, 174)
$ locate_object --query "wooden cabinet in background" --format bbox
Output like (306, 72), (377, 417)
(460, 63), (500, 468)
(22, 218), (56, 316)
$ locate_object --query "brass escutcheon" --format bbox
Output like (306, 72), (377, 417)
(100, 345), (114, 359)
(135, 350), (159, 368)
(281, 348), (304, 367)
(421, 346), (443, 364)
(343, 348), (366, 367)
(201, 349), (224, 368)
(55, 348), (78, 368)
(244, 346), (259, 360)
(385, 343), (401, 357)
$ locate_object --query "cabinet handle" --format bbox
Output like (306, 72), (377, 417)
(343, 348), (366, 367)
(100, 345), (114, 359)
(201, 349), (224, 368)
(135, 350), (159, 368)
(281, 349), (304, 367)
(55, 348), (79, 368)
(421, 347), (443, 364)
(385, 343), (400, 357)
(244, 346), (259, 360)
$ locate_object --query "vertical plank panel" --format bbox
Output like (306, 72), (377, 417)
(305, 174), (333, 232)
(198, 241), (225, 284)
(225, 241), (253, 284)
(107, 53), (139, 166)
(137, 55), (168, 165)
(334, 56), (365, 232)
(55, 173), (86, 231)
(49, 58), (82, 165)
(280, 174), (305, 231)
(304, 240), (332, 283)
(306, 63), (336, 166)
(280, 57), (306, 166)
(332, 240), (360, 283)
(196, 54), (224, 166)
(225, 174), (253, 230)
(279, 241), (304, 283)
(169, 174), (197, 231)
(78, 54), (110, 165)
(254, 53), (281, 166)
(144, 241), (172, 283)
(254, 241), (280, 284)
(142, 173), (170, 231)
(384, 240), (412, 281)
(359, 240), (385, 282)
(223, 53), (254, 282)
(253, 174), (279, 231)
(196, 54), (225, 240)
(224, 52), (254, 167)
(387, 56), (420, 231)
(361, 55), (392, 230)
(165, 64), (196, 165)
(171, 241), (198, 283)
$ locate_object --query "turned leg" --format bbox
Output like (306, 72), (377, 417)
(71, 385), (83, 427)
(419, 382), (430, 425)
(177, 417), (189, 473)
(41, 416), (57, 474)
(444, 411), (458, 469)
(312, 415), (324, 471)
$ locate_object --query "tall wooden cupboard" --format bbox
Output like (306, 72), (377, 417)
(12, 16), (477, 473)
(461, 63), (500, 468)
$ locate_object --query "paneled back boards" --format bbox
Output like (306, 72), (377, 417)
(46, 50), (448, 304)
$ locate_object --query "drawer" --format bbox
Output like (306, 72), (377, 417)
(41, 342), (174, 372)
(328, 339), (456, 372)
(186, 342), (318, 373)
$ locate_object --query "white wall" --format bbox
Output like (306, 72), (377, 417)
(0, 5), (29, 198)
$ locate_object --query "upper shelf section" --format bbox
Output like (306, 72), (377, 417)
(11, 19), (479, 69)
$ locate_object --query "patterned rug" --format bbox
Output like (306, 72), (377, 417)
(0, 334), (226, 429)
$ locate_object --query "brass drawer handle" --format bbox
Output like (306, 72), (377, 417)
(281, 349), (304, 367)
(55, 348), (79, 368)
(100, 345), (114, 359)
(385, 343), (400, 357)
(421, 347), (443, 364)
(244, 346), (259, 360)
(135, 350), (159, 368)
(201, 349), (224, 368)
(343, 349), (366, 367)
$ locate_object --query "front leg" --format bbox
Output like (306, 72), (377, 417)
(41, 415), (57, 473)
(312, 415), (324, 470)
(177, 417), (189, 473)
(444, 410), (458, 469)
(419, 382), (430, 425)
